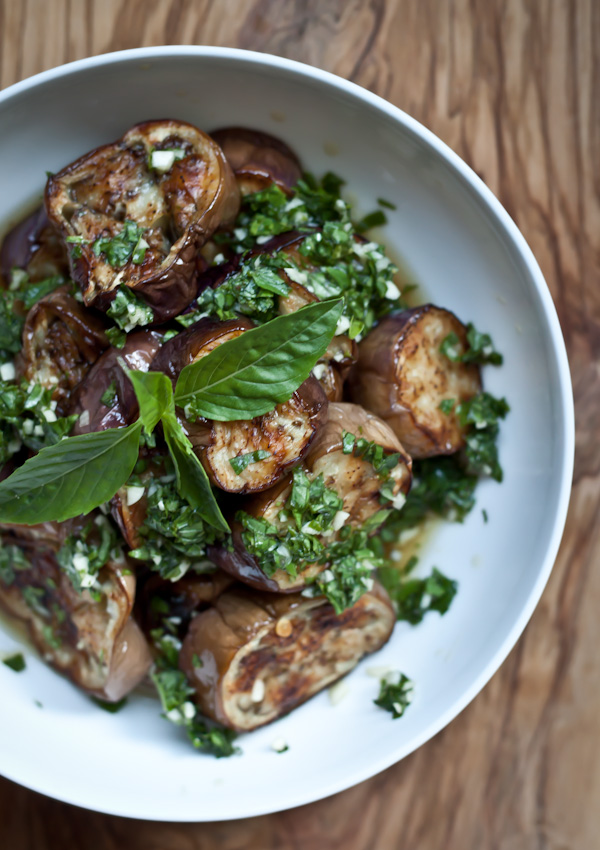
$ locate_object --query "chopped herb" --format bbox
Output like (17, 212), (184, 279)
(229, 449), (272, 475)
(129, 462), (223, 581)
(482, 509), (488, 523)
(0, 541), (30, 585)
(440, 323), (503, 366)
(91, 696), (127, 713)
(308, 527), (382, 614)
(355, 209), (387, 232)
(93, 220), (147, 268)
(34, 700), (43, 708)
(2, 653), (26, 672)
(378, 566), (458, 624)
(0, 272), (65, 359)
(106, 326), (127, 348)
(377, 198), (397, 210)
(456, 392), (509, 481)
(66, 234), (88, 260)
(106, 287), (154, 332)
(439, 398), (455, 414)
(100, 381), (118, 408)
(56, 515), (121, 593)
(374, 672), (413, 718)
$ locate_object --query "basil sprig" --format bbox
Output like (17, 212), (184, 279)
(127, 368), (228, 534)
(0, 301), (341, 525)
(174, 298), (343, 421)
(0, 422), (142, 523)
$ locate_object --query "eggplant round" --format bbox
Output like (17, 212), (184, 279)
(70, 329), (163, 434)
(0, 205), (69, 283)
(179, 580), (395, 731)
(152, 317), (329, 494)
(18, 285), (109, 409)
(211, 402), (412, 593)
(211, 126), (302, 195)
(348, 306), (483, 458)
(45, 119), (240, 323)
(0, 518), (152, 701)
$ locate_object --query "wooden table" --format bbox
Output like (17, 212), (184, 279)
(0, 1), (595, 847)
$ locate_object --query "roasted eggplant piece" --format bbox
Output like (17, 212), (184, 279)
(211, 127), (302, 195)
(17, 285), (109, 410)
(70, 329), (163, 434)
(152, 317), (329, 494)
(0, 519), (152, 701)
(0, 205), (69, 283)
(348, 306), (483, 458)
(179, 581), (395, 731)
(211, 402), (412, 593)
(45, 120), (240, 322)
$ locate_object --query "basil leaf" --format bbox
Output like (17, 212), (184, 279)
(174, 299), (343, 421)
(125, 369), (174, 434)
(162, 414), (229, 534)
(0, 421), (142, 524)
(229, 450), (271, 475)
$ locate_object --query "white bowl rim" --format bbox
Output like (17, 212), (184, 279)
(0, 45), (575, 820)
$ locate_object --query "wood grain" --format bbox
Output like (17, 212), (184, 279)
(0, 0), (597, 847)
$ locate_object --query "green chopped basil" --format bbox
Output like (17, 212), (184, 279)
(374, 672), (414, 718)
(2, 653), (26, 672)
(93, 220), (147, 268)
(91, 696), (127, 713)
(229, 450), (272, 475)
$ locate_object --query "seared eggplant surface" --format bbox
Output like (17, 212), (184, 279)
(0, 120), (507, 753)
(180, 581), (394, 731)
(349, 306), (483, 458)
(0, 517), (151, 701)
(46, 120), (239, 323)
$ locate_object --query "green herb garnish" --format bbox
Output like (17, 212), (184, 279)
(456, 392), (509, 481)
(93, 220), (148, 268)
(2, 653), (26, 672)
(355, 210), (387, 232)
(378, 566), (458, 625)
(229, 450), (272, 475)
(100, 381), (118, 408)
(106, 287), (154, 332)
(374, 672), (413, 718)
(440, 323), (503, 366)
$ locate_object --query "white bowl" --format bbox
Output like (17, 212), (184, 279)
(0, 46), (574, 821)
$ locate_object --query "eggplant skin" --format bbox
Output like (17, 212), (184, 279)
(0, 205), (69, 283)
(180, 581), (394, 731)
(151, 317), (329, 494)
(17, 285), (109, 410)
(211, 403), (411, 593)
(45, 119), (240, 323)
(0, 520), (152, 701)
(70, 330), (163, 434)
(348, 306), (483, 458)
(211, 126), (302, 195)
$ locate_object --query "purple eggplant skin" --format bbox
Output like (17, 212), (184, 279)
(45, 119), (241, 323)
(211, 127), (302, 195)
(0, 205), (69, 283)
(150, 315), (255, 384)
(17, 285), (109, 411)
(70, 330), (163, 434)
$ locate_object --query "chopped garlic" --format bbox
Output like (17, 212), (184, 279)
(284, 266), (308, 285)
(251, 678), (265, 703)
(385, 280), (401, 300)
(150, 148), (184, 173)
(42, 409), (57, 423)
(0, 362), (16, 381)
(335, 315), (351, 335)
(328, 679), (350, 706)
(78, 409), (90, 427)
(332, 510), (350, 531)
(271, 737), (289, 753)
(312, 363), (327, 380)
(126, 485), (145, 506)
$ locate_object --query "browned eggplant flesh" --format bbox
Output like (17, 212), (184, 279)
(180, 581), (395, 731)
(45, 120), (240, 322)
(349, 305), (483, 457)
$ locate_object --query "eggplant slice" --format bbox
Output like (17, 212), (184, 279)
(17, 285), (109, 410)
(70, 329), (163, 434)
(45, 120), (240, 322)
(211, 402), (412, 593)
(211, 127), (302, 195)
(151, 317), (329, 494)
(0, 519), (151, 701)
(180, 581), (395, 731)
(349, 306), (483, 458)
(0, 205), (69, 283)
